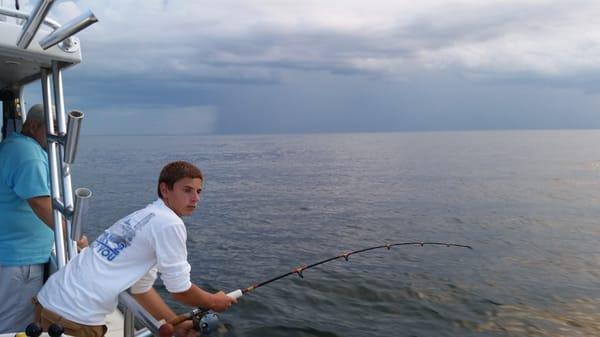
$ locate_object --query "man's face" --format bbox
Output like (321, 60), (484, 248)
(161, 177), (202, 217)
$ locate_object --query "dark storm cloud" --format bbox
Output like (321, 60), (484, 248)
(20, 1), (600, 134)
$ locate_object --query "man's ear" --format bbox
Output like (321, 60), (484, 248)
(159, 182), (169, 198)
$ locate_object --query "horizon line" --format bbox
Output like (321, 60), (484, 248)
(80, 127), (600, 137)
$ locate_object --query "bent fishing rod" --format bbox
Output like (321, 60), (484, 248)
(160, 241), (472, 335)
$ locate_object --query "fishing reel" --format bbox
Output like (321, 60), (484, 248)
(190, 309), (219, 335)
(161, 308), (220, 336)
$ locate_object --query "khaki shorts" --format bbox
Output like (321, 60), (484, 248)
(33, 297), (107, 337)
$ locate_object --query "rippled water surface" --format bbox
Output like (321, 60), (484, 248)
(72, 131), (600, 337)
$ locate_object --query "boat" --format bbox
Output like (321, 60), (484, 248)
(0, 2), (167, 336)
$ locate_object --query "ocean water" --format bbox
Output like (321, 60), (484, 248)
(72, 130), (600, 337)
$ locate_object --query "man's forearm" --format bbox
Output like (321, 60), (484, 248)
(133, 288), (177, 321)
(27, 196), (54, 229)
(170, 284), (215, 308)
(27, 196), (70, 239)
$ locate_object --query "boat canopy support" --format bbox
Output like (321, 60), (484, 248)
(41, 66), (67, 267)
(40, 63), (90, 268)
(17, 0), (55, 49)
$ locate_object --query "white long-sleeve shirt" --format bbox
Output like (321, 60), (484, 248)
(38, 199), (192, 325)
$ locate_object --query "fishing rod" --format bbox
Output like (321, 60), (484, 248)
(226, 241), (472, 298)
(159, 241), (472, 336)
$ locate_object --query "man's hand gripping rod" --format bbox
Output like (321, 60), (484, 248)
(159, 292), (242, 336)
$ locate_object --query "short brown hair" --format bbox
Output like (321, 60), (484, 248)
(157, 161), (203, 198)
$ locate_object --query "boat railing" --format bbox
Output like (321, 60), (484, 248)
(119, 293), (164, 337)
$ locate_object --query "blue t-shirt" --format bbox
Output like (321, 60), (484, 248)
(0, 133), (53, 266)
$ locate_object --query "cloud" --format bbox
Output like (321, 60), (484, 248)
(25, 0), (598, 86)
(16, 0), (600, 135)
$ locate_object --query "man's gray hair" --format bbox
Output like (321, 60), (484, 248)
(25, 104), (46, 124)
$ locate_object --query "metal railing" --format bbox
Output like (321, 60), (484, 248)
(119, 293), (163, 337)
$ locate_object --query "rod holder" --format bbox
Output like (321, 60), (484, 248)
(47, 134), (65, 145)
(17, 0), (55, 49)
(51, 197), (68, 216)
(40, 10), (98, 50)
(64, 110), (83, 164)
(71, 187), (91, 241)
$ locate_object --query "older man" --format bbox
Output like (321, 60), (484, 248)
(0, 104), (56, 332)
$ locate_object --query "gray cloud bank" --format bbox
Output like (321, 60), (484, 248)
(20, 0), (600, 134)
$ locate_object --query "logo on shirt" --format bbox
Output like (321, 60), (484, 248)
(93, 212), (155, 261)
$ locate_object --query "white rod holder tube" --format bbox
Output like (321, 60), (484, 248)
(40, 9), (98, 50)
(64, 110), (83, 164)
(71, 187), (91, 241)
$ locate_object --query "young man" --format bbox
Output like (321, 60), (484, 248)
(37, 161), (236, 337)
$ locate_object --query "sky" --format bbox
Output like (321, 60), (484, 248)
(18, 0), (600, 135)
